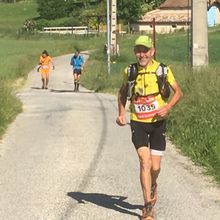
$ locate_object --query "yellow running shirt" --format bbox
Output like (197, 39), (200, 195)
(123, 60), (176, 123)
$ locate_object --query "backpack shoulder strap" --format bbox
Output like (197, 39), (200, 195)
(127, 63), (138, 81)
(156, 63), (168, 77)
(156, 63), (171, 99)
(79, 55), (84, 62)
(127, 63), (138, 100)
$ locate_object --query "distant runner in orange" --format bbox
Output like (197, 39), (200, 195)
(37, 50), (55, 89)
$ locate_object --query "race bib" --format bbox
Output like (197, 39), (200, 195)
(133, 96), (159, 119)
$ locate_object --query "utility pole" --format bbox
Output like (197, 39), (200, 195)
(192, 0), (209, 67)
(106, 0), (111, 74)
(111, 0), (117, 56)
(152, 17), (156, 59)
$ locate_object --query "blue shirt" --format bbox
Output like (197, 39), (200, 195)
(71, 55), (84, 70)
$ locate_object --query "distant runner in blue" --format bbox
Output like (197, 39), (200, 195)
(70, 50), (84, 92)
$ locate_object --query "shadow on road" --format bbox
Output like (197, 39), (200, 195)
(67, 192), (142, 218)
(50, 89), (94, 94)
(31, 86), (43, 90)
(50, 89), (75, 93)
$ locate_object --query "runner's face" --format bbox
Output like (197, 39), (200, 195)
(134, 45), (154, 67)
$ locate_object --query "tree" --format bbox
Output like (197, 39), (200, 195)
(147, 0), (166, 9)
(117, 0), (145, 28)
(36, 0), (68, 20)
(0, 0), (18, 2)
(141, 0), (166, 14)
(81, 0), (106, 32)
(35, 0), (166, 29)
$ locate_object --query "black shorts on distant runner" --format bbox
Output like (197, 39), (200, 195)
(73, 69), (82, 75)
(130, 120), (166, 155)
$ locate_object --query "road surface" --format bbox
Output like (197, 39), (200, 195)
(0, 53), (220, 220)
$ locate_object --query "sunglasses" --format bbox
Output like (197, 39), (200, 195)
(134, 45), (151, 53)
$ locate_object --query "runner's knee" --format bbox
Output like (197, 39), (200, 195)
(151, 166), (160, 174)
(139, 156), (152, 172)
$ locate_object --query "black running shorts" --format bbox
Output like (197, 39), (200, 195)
(73, 69), (82, 75)
(130, 120), (166, 155)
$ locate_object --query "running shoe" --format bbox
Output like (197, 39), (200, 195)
(141, 202), (154, 220)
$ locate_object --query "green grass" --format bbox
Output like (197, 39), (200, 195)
(0, 2), (39, 136)
(0, 1), (38, 35)
(167, 65), (220, 182)
(0, 79), (22, 135)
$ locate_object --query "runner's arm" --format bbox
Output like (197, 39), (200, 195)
(157, 81), (183, 117)
(37, 58), (42, 72)
(51, 60), (55, 70)
(70, 57), (74, 66)
(116, 83), (128, 126)
(80, 56), (85, 70)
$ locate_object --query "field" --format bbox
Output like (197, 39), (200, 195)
(0, 2), (220, 184)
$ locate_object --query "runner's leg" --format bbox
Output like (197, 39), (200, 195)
(150, 154), (162, 206)
(137, 147), (154, 219)
(137, 147), (152, 204)
(76, 74), (80, 91)
(151, 155), (161, 186)
(149, 120), (166, 206)
(41, 72), (46, 89)
(131, 121), (154, 219)
(45, 72), (49, 89)
(74, 73), (78, 91)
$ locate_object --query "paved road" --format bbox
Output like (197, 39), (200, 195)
(0, 53), (220, 220)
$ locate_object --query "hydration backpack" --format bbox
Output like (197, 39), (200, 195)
(127, 63), (171, 100)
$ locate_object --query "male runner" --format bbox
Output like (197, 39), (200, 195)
(116, 36), (183, 220)
(70, 50), (84, 92)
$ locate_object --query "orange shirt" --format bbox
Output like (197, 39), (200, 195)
(39, 55), (52, 74)
(39, 55), (52, 67)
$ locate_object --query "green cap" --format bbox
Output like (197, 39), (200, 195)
(135, 35), (153, 48)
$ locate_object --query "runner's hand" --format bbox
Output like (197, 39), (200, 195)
(37, 66), (41, 72)
(116, 115), (126, 126)
(156, 106), (170, 117)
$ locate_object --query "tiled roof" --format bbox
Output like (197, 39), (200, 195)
(159, 0), (220, 9)
(139, 0), (220, 24)
(140, 9), (191, 23)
